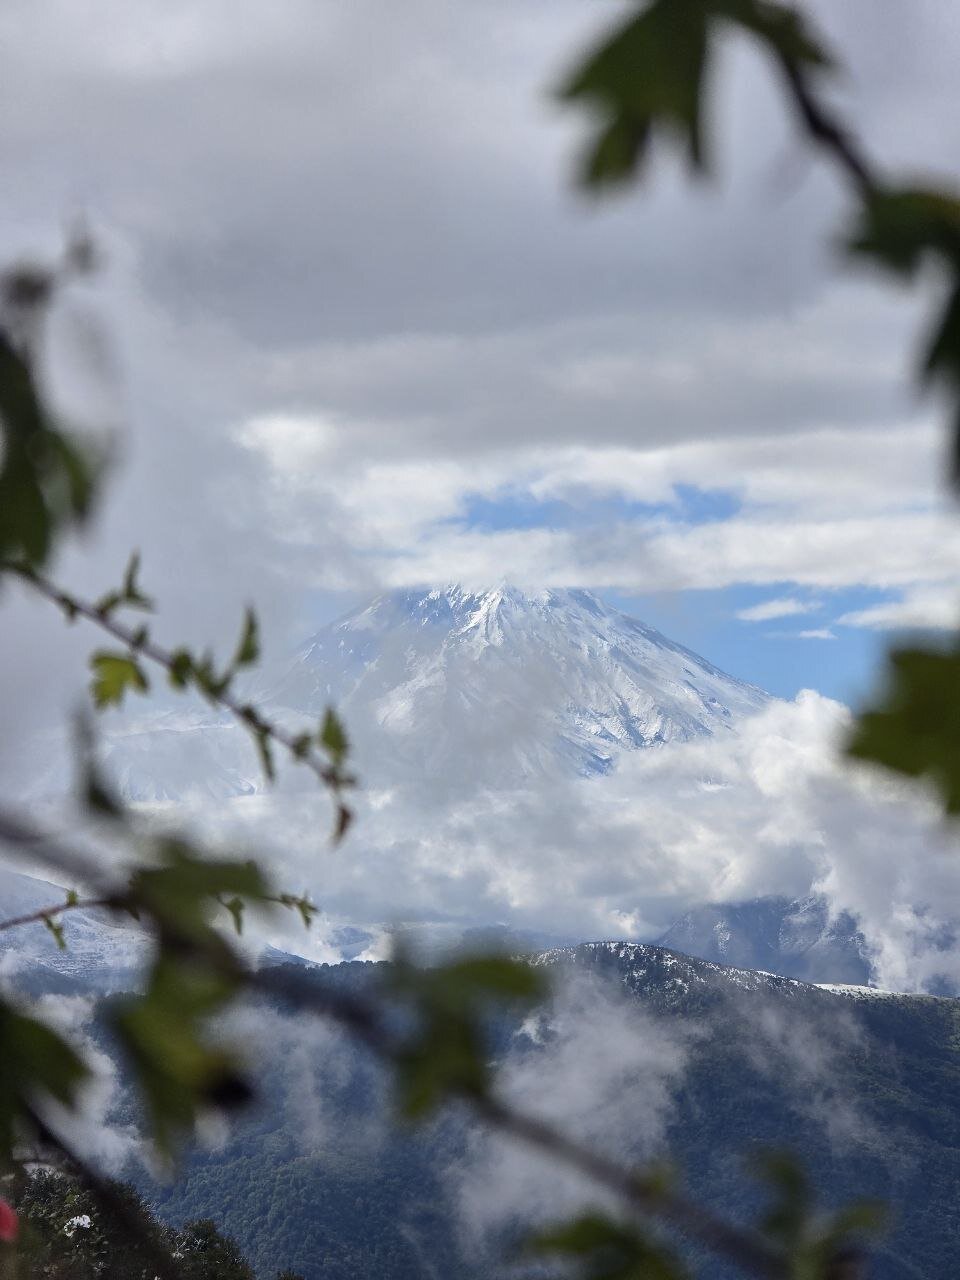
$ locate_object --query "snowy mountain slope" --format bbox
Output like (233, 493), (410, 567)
(14, 586), (769, 803)
(656, 895), (872, 986)
(0, 867), (148, 989)
(267, 586), (770, 786)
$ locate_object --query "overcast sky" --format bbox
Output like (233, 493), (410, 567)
(5, 0), (960, 981)
(2, 0), (959, 712)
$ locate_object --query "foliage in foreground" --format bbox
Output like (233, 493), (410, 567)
(2, 0), (960, 1277)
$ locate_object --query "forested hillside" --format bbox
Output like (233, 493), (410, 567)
(122, 947), (960, 1280)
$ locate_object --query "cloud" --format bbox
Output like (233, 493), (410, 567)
(796, 628), (836, 640)
(3, 0), (960, 1006)
(147, 688), (960, 994)
(837, 584), (960, 630)
(738, 597), (820, 623)
(24, 994), (144, 1174)
(453, 971), (691, 1242)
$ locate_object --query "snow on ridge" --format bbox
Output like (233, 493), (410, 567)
(265, 584), (771, 788)
(532, 941), (938, 1002)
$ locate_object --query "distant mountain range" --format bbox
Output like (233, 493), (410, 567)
(2, 856), (958, 1279)
(656, 895), (872, 985)
(25, 940), (953, 1280)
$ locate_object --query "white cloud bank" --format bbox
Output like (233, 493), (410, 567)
(181, 691), (960, 994)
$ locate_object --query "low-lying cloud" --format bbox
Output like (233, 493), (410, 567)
(162, 689), (960, 994)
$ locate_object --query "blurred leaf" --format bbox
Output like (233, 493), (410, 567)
(751, 1150), (811, 1248)
(847, 187), (960, 277)
(0, 997), (90, 1156)
(333, 802), (353, 844)
(252, 727), (276, 783)
(75, 711), (124, 817)
(847, 646), (960, 812)
(121, 551), (153, 611)
(922, 281), (960, 390)
(320, 708), (349, 768)
(276, 893), (318, 929)
(110, 954), (251, 1157)
(558, 0), (710, 186)
(42, 916), (66, 951)
(112, 844), (271, 1154)
(721, 0), (832, 69)
(388, 952), (547, 1117)
(0, 332), (105, 568)
(168, 649), (195, 690)
(526, 1212), (685, 1280)
(558, 0), (830, 189)
(128, 840), (270, 941)
(89, 651), (149, 709)
(232, 608), (260, 669)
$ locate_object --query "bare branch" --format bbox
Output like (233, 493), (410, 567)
(3, 562), (349, 802)
(0, 897), (114, 935)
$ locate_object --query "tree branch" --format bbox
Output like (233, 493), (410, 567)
(771, 52), (876, 199)
(0, 897), (113, 935)
(3, 562), (349, 805)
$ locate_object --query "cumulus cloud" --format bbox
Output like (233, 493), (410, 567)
(148, 689), (960, 993)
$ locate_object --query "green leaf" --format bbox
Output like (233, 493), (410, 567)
(75, 711), (124, 816)
(89, 651), (149, 709)
(110, 955), (251, 1157)
(847, 645), (960, 813)
(43, 915), (66, 951)
(558, 0), (711, 186)
(121, 550), (154, 611)
(719, 0), (832, 69)
(0, 995), (90, 1156)
(922, 281), (960, 390)
(319, 708), (349, 767)
(168, 649), (195, 690)
(526, 1212), (685, 1280)
(128, 840), (271, 941)
(232, 607), (260, 669)
(0, 331), (106, 568)
(847, 187), (960, 277)
(387, 952), (547, 1117)
(276, 893), (318, 929)
(93, 587), (123, 617)
(750, 1150), (811, 1248)
(252, 727), (276, 783)
(333, 802), (353, 844)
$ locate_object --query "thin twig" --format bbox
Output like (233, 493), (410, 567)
(0, 897), (113, 934)
(772, 53), (877, 199)
(4, 562), (344, 795)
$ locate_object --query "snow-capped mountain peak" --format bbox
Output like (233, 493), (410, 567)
(272, 584), (770, 785)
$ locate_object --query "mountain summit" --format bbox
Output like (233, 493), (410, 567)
(270, 585), (769, 785)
